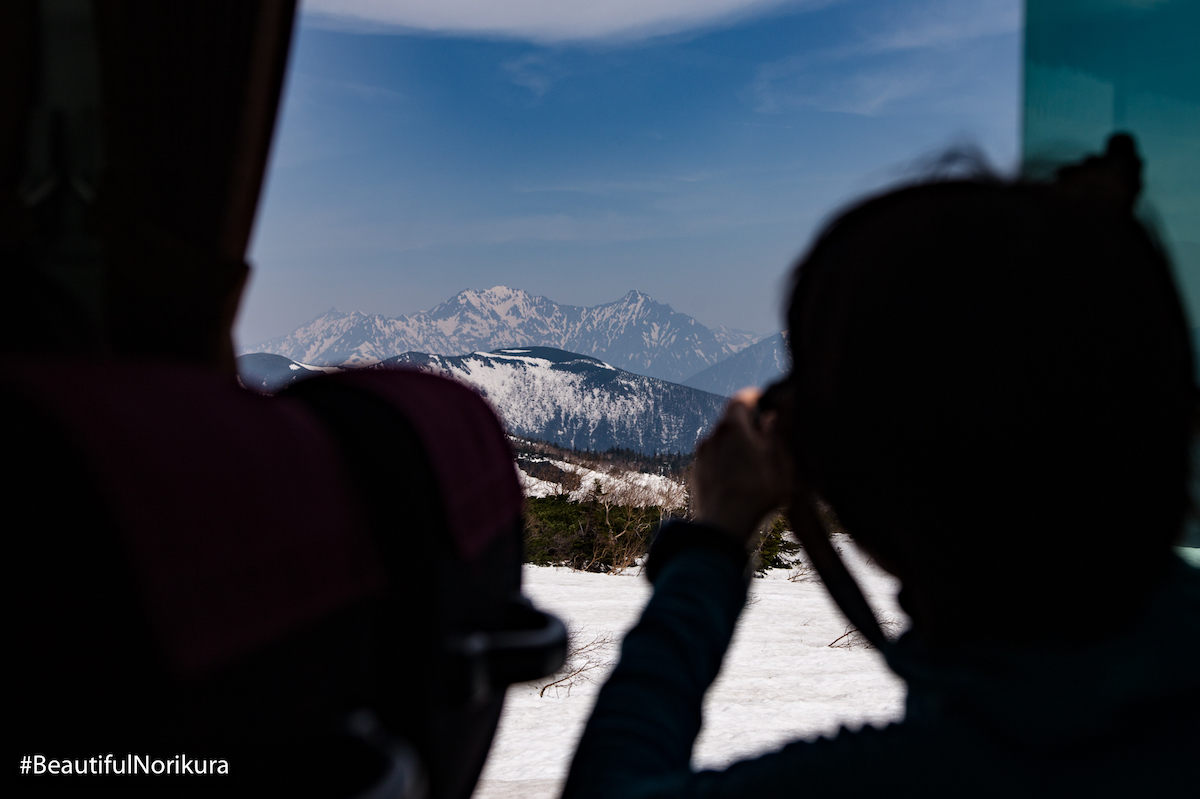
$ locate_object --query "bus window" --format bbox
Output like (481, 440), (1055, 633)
(1023, 0), (1200, 553)
(1024, 0), (1199, 334)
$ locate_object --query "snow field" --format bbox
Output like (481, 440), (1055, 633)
(473, 536), (907, 799)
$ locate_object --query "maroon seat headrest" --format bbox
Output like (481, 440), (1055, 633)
(321, 367), (522, 563)
(9, 359), (382, 677)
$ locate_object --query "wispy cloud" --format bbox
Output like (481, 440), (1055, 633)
(340, 80), (404, 101)
(302, 0), (834, 43)
(751, 55), (933, 115)
(857, 0), (1020, 53)
(502, 54), (565, 97)
(751, 0), (1020, 116)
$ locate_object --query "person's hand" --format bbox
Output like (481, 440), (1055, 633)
(691, 387), (793, 545)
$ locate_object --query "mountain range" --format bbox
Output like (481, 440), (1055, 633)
(682, 332), (790, 396)
(237, 348), (726, 454)
(245, 286), (762, 384)
(382, 348), (726, 453)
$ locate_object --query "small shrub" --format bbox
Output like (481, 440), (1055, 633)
(754, 512), (802, 575)
(533, 626), (616, 698)
(827, 618), (904, 649)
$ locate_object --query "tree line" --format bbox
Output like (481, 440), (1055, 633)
(513, 436), (801, 574)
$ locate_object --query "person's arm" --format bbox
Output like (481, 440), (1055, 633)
(562, 390), (794, 799)
(561, 522), (750, 799)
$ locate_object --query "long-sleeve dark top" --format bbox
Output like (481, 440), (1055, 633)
(562, 525), (1200, 798)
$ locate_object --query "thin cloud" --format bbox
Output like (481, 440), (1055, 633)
(751, 0), (1020, 116)
(503, 54), (564, 97)
(302, 0), (832, 43)
(752, 54), (943, 116)
(339, 80), (404, 101)
(858, 0), (1020, 53)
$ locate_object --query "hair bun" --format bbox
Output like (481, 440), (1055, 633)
(1053, 132), (1143, 213)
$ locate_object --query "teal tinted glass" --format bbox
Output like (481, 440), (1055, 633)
(1023, 0), (1200, 323)
(1024, 0), (1200, 549)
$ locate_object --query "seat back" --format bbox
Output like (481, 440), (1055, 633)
(6, 361), (563, 799)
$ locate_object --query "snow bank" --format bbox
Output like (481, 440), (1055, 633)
(516, 466), (565, 498)
(517, 457), (687, 507)
(556, 460), (686, 508)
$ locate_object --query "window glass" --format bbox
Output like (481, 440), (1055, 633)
(1024, 0), (1200, 329)
(1024, 0), (1200, 550)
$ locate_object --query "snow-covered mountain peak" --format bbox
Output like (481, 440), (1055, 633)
(615, 289), (659, 307)
(451, 285), (533, 309)
(246, 286), (762, 383)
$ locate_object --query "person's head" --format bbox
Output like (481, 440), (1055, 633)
(784, 149), (1194, 646)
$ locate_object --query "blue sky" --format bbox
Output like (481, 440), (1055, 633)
(237, 0), (1021, 346)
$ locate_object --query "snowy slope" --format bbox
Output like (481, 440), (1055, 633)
(383, 347), (726, 454)
(245, 286), (758, 383)
(517, 458), (687, 508)
(711, 325), (761, 354)
(683, 331), (790, 396)
(236, 352), (343, 393)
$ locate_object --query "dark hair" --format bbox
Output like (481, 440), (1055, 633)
(786, 178), (1194, 644)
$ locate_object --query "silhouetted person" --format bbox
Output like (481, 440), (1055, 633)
(563, 135), (1200, 798)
